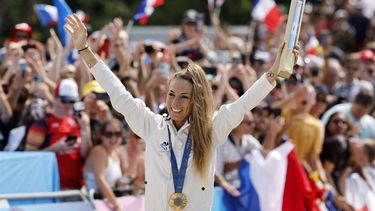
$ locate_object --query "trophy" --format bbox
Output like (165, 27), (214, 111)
(278, 0), (306, 78)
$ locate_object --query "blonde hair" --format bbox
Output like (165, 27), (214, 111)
(171, 63), (214, 178)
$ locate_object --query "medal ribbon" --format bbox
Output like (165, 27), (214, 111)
(167, 125), (192, 193)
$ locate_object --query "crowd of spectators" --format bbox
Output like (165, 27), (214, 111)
(0, 0), (375, 210)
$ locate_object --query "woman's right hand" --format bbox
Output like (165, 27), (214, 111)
(64, 14), (88, 50)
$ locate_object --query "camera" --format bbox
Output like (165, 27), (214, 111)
(73, 101), (85, 118)
(203, 66), (217, 76)
(65, 135), (77, 146)
(21, 44), (36, 52)
(144, 44), (155, 54)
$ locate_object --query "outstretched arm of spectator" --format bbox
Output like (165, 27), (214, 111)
(110, 17), (132, 76)
(144, 69), (165, 112)
(172, 34), (202, 54)
(7, 69), (30, 110)
(77, 112), (92, 158)
(2, 47), (22, 84)
(25, 49), (56, 91)
(213, 64), (239, 109)
(0, 85), (12, 122)
(210, 12), (231, 50)
(48, 29), (64, 82)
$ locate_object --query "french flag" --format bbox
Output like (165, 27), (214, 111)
(53, 0), (72, 47)
(133, 0), (165, 25)
(252, 0), (282, 32)
(214, 142), (312, 211)
(345, 169), (375, 211)
(34, 4), (58, 26)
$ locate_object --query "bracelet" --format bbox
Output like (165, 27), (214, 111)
(78, 45), (89, 53)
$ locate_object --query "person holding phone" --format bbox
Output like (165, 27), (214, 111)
(25, 78), (92, 190)
(65, 14), (299, 210)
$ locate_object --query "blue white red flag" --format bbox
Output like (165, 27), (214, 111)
(252, 0), (282, 32)
(34, 4), (58, 26)
(133, 0), (165, 25)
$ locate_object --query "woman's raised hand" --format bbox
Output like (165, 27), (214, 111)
(270, 42), (300, 76)
(64, 14), (88, 50)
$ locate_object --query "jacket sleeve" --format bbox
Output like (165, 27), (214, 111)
(91, 61), (162, 141)
(212, 74), (275, 147)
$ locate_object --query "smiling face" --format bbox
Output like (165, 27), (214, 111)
(101, 123), (122, 150)
(166, 78), (193, 129)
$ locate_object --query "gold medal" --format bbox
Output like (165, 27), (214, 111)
(168, 192), (187, 210)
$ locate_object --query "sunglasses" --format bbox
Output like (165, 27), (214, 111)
(60, 98), (75, 104)
(332, 119), (348, 125)
(103, 131), (122, 138)
(242, 120), (254, 126)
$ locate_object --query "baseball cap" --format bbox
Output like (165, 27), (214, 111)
(182, 9), (202, 24)
(10, 23), (32, 41)
(359, 50), (375, 62)
(82, 80), (105, 97)
(54, 79), (79, 102)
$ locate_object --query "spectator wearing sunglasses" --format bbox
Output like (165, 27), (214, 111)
(84, 118), (126, 211)
(25, 79), (92, 190)
(322, 90), (375, 140)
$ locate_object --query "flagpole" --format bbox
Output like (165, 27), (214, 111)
(126, 19), (134, 34)
(248, 20), (256, 43)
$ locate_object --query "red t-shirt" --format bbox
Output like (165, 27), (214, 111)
(26, 114), (83, 189)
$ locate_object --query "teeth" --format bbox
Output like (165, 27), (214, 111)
(172, 108), (181, 112)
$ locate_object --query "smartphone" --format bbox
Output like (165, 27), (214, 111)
(94, 92), (109, 100)
(73, 101), (85, 118)
(65, 135), (77, 146)
(144, 44), (155, 54)
(203, 66), (217, 76)
(74, 101), (85, 112)
(21, 44), (36, 52)
(232, 56), (242, 66)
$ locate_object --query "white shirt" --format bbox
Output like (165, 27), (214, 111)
(91, 61), (274, 211)
(216, 134), (261, 188)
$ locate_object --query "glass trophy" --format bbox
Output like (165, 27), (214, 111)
(278, 0), (306, 79)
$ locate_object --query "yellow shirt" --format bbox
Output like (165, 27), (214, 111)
(284, 109), (323, 161)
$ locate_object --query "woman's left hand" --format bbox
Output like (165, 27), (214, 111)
(64, 14), (88, 50)
(270, 42), (300, 76)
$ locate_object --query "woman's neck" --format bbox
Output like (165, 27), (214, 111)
(173, 120), (185, 131)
